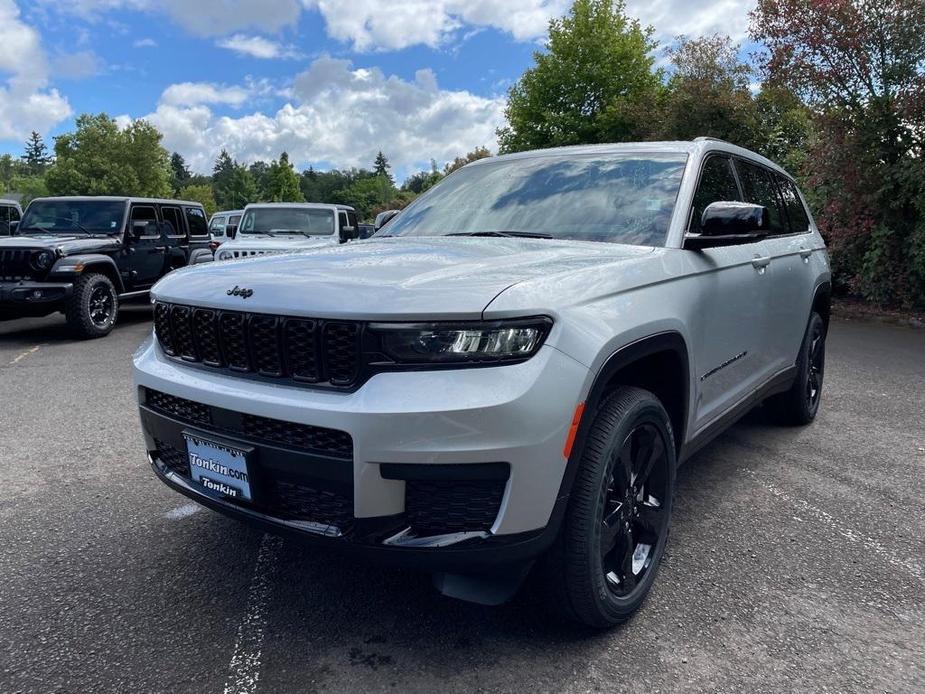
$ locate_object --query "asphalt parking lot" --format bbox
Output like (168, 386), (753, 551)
(1, 306), (923, 694)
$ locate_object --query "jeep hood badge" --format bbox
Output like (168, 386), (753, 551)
(227, 285), (254, 299)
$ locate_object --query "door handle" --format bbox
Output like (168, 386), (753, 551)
(799, 248), (813, 260)
(751, 255), (771, 269)
(154, 246), (166, 251)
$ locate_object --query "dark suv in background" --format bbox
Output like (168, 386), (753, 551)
(0, 196), (212, 338)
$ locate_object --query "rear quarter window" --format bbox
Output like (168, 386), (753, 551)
(185, 207), (209, 237)
(778, 178), (811, 233)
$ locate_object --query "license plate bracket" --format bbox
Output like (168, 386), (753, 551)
(183, 431), (254, 502)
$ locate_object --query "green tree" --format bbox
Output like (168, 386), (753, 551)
(10, 175), (48, 205)
(752, 0), (925, 307)
(213, 151), (258, 209)
(443, 146), (492, 175)
(22, 131), (52, 176)
(170, 152), (191, 194)
(497, 0), (661, 152)
(263, 152), (304, 202)
(656, 35), (762, 148)
(179, 183), (217, 217)
(45, 114), (172, 197)
(373, 151), (392, 182)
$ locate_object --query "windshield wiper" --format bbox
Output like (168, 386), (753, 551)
(51, 216), (92, 234)
(447, 230), (553, 239)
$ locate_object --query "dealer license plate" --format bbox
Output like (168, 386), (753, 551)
(183, 432), (253, 501)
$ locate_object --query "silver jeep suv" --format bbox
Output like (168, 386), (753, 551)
(134, 139), (830, 628)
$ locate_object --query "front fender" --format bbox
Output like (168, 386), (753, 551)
(48, 254), (125, 292)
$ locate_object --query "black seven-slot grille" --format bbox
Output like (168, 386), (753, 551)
(0, 248), (39, 281)
(154, 301), (362, 388)
(144, 388), (353, 460)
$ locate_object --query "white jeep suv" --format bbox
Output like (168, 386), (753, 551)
(135, 139), (830, 627)
(215, 203), (359, 261)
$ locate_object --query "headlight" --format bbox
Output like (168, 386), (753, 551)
(218, 249), (233, 260)
(370, 317), (552, 365)
(30, 249), (55, 272)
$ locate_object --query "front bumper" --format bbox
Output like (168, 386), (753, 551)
(0, 280), (72, 316)
(134, 333), (589, 568)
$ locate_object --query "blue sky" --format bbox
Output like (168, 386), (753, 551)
(0, 0), (754, 180)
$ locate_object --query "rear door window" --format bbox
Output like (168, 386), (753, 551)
(9, 206), (20, 222)
(161, 206), (186, 240)
(735, 160), (788, 235)
(689, 155), (741, 233)
(778, 178), (811, 233)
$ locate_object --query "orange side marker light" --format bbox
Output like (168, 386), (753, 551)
(563, 402), (585, 459)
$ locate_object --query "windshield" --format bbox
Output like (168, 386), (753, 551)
(18, 200), (126, 235)
(239, 207), (335, 236)
(383, 153), (688, 246)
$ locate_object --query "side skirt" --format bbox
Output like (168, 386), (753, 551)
(679, 366), (797, 463)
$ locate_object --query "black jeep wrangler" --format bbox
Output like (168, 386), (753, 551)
(0, 196), (213, 338)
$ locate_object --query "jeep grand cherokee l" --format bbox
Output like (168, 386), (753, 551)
(134, 139), (830, 628)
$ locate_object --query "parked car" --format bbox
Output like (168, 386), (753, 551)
(0, 196), (212, 338)
(135, 139), (830, 627)
(0, 199), (23, 236)
(214, 203), (359, 261)
(208, 209), (243, 246)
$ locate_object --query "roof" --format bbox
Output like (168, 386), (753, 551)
(242, 202), (355, 212)
(472, 139), (791, 177)
(211, 209), (244, 216)
(27, 195), (205, 206)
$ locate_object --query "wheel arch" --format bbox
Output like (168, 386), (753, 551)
(812, 280), (831, 331)
(542, 332), (692, 542)
(52, 254), (125, 293)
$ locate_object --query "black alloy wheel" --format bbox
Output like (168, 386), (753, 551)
(600, 422), (671, 597)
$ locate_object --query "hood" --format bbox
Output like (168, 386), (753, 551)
(222, 234), (338, 253)
(153, 236), (653, 320)
(0, 234), (121, 255)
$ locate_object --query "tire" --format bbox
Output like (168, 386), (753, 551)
(66, 272), (119, 339)
(544, 386), (676, 628)
(765, 312), (826, 425)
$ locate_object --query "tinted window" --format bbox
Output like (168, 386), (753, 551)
(209, 216), (226, 232)
(228, 215), (241, 227)
(736, 161), (787, 234)
(9, 206), (20, 222)
(689, 156), (740, 233)
(185, 207), (208, 237)
(384, 153), (689, 246)
(161, 207), (185, 237)
(130, 205), (158, 237)
(778, 178), (810, 232)
(0, 206), (8, 223)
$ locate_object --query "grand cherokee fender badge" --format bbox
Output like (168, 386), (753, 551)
(227, 285), (254, 299)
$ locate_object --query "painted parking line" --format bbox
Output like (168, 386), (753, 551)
(223, 533), (283, 694)
(742, 467), (924, 583)
(6, 345), (40, 366)
(165, 503), (202, 520)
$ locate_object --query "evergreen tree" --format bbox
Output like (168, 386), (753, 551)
(170, 152), (191, 194)
(264, 152), (304, 202)
(22, 131), (52, 175)
(373, 151), (392, 182)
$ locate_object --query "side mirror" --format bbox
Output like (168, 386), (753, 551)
(227, 225), (238, 238)
(374, 209), (400, 231)
(684, 202), (768, 250)
(132, 220), (156, 239)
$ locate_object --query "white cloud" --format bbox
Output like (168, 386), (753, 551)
(303, 0), (570, 51)
(133, 37), (157, 48)
(626, 0), (753, 42)
(131, 57), (503, 176)
(0, 0), (71, 139)
(160, 82), (252, 107)
(217, 34), (303, 60)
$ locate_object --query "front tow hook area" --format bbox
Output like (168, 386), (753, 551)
(432, 563), (535, 606)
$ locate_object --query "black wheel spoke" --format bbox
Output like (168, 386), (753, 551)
(620, 534), (636, 591)
(634, 430), (663, 489)
(634, 502), (662, 541)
